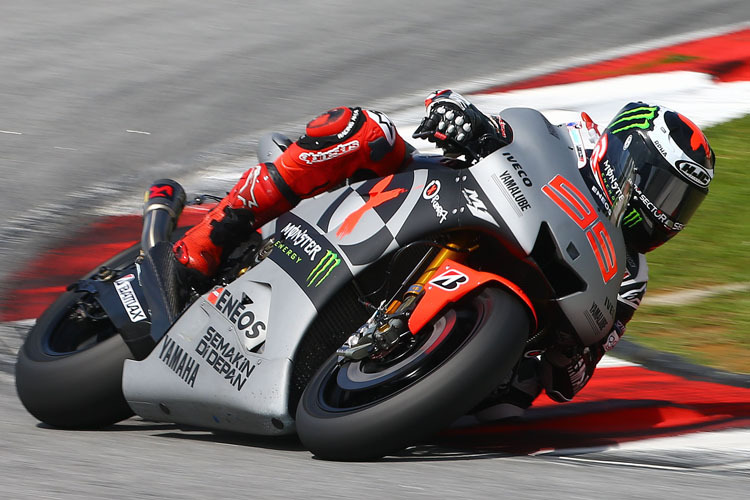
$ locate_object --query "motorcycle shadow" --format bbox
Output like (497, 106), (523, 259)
(36, 417), (308, 453)
(427, 398), (750, 458)
(150, 425), (306, 453)
(36, 420), (178, 434)
(36, 397), (748, 461)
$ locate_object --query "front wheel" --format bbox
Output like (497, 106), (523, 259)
(295, 287), (530, 461)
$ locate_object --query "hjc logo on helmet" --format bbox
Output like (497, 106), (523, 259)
(676, 160), (712, 187)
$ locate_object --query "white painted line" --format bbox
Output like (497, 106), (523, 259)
(0, 130), (22, 135)
(398, 485), (426, 491)
(606, 428), (750, 454)
(2, 319), (34, 328)
(537, 428), (750, 469)
(557, 456), (688, 471)
(645, 282), (750, 306)
(54, 146), (78, 151)
(598, 355), (639, 368)
(126, 129), (151, 135)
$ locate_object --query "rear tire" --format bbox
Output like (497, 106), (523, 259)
(15, 244), (142, 428)
(295, 287), (529, 461)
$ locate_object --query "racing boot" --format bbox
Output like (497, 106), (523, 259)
(173, 163), (293, 277)
(173, 106), (408, 277)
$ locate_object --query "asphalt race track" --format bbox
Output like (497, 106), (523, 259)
(3, 0), (750, 282)
(1, 2), (749, 498)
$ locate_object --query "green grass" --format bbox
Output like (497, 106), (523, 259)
(627, 290), (750, 374)
(624, 115), (750, 374)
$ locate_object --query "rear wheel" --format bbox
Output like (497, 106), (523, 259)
(15, 244), (141, 428)
(295, 287), (530, 461)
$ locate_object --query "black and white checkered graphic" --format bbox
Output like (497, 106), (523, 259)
(315, 172), (418, 266)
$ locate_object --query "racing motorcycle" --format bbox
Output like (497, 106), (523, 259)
(15, 107), (630, 461)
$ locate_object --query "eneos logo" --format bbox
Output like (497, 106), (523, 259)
(207, 287), (266, 339)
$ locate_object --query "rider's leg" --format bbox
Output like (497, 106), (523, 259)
(173, 107), (408, 278)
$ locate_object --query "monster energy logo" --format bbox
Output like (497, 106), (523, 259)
(610, 106), (658, 134)
(623, 208), (643, 228)
(307, 250), (341, 287)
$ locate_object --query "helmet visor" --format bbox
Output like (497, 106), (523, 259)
(592, 131), (637, 225)
(633, 144), (708, 231)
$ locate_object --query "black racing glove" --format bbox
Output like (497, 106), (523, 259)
(412, 89), (512, 160)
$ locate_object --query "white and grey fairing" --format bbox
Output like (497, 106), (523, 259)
(122, 107), (628, 436)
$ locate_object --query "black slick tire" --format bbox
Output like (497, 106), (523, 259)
(295, 287), (529, 461)
(15, 244), (142, 428)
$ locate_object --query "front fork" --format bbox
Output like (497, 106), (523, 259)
(337, 232), (479, 360)
(388, 232), (479, 312)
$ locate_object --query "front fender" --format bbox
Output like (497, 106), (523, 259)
(408, 259), (537, 334)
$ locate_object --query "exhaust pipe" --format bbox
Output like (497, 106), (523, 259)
(135, 179), (188, 347)
(141, 179), (186, 252)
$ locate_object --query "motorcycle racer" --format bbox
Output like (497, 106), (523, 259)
(166, 90), (714, 417)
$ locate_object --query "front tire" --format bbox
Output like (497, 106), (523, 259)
(15, 244), (142, 428)
(295, 287), (530, 461)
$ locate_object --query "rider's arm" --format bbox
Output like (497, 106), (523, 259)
(541, 249), (648, 402)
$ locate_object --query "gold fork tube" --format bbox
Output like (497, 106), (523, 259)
(387, 232), (478, 315)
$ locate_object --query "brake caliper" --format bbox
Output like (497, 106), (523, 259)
(336, 296), (418, 362)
